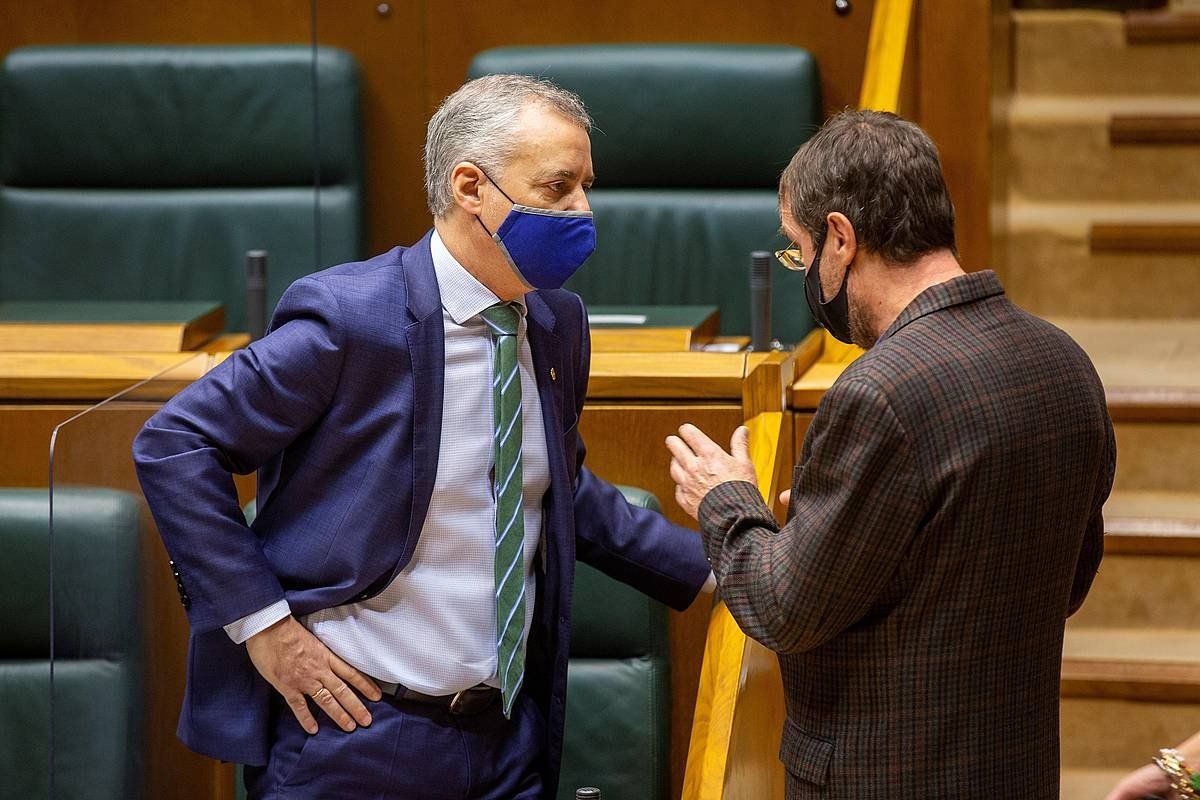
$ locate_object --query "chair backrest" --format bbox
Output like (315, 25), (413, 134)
(559, 485), (672, 800)
(0, 487), (143, 800)
(0, 46), (364, 331)
(469, 45), (822, 344)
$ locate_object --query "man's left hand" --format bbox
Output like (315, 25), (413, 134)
(666, 424), (758, 520)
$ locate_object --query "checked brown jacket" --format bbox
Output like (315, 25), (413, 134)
(699, 270), (1115, 799)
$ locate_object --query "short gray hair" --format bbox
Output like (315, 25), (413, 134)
(424, 74), (593, 217)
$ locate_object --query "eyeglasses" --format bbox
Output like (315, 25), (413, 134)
(774, 242), (806, 272)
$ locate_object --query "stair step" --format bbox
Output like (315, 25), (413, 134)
(1127, 9), (1200, 42)
(1063, 628), (1200, 701)
(1060, 769), (1133, 800)
(1106, 490), (1200, 555)
(1007, 96), (1200, 202)
(1061, 696), (1200, 770)
(1015, 10), (1200, 95)
(1051, 318), (1200, 422)
(1002, 205), (1200, 317)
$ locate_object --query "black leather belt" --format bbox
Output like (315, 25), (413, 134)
(379, 682), (500, 716)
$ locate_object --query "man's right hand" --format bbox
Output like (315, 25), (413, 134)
(245, 615), (382, 734)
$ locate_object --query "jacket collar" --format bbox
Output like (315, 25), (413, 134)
(878, 269), (1005, 342)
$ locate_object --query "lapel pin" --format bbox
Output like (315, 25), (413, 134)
(549, 367), (557, 382)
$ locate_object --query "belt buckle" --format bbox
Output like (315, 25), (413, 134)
(449, 689), (469, 715)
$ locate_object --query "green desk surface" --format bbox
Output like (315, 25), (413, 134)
(586, 305), (719, 328)
(0, 301), (222, 324)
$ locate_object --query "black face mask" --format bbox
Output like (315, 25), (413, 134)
(804, 248), (854, 344)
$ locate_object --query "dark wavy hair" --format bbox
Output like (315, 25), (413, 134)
(779, 110), (957, 264)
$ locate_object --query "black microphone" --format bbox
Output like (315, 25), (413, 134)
(749, 250), (772, 352)
(246, 250), (268, 341)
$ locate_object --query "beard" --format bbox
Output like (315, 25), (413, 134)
(848, 296), (875, 350)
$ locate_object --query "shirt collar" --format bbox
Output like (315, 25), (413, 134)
(430, 230), (527, 325)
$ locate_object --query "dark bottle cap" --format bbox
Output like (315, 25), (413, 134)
(575, 789), (601, 800)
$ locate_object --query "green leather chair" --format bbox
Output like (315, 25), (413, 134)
(560, 484), (672, 800)
(236, 485), (671, 799)
(0, 46), (364, 331)
(469, 45), (822, 344)
(0, 487), (143, 800)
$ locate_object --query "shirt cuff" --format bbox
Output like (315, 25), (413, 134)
(223, 599), (292, 644)
(701, 571), (718, 593)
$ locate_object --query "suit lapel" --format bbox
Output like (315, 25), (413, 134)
(526, 293), (567, 447)
(402, 231), (444, 544)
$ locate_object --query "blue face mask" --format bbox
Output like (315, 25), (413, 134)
(476, 171), (597, 291)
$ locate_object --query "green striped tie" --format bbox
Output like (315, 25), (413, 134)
(481, 302), (526, 718)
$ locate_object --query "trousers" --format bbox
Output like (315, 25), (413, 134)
(243, 688), (545, 799)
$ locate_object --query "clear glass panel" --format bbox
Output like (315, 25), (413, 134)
(44, 356), (205, 799)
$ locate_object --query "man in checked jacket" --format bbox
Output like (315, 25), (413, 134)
(667, 110), (1116, 798)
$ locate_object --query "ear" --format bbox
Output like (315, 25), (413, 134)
(450, 161), (486, 216)
(825, 211), (858, 269)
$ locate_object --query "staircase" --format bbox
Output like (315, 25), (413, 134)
(1003, 4), (1200, 796)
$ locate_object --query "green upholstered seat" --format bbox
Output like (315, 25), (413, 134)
(469, 45), (822, 344)
(560, 484), (672, 800)
(238, 485), (672, 799)
(0, 487), (143, 800)
(0, 46), (365, 331)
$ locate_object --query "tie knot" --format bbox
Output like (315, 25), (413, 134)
(481, 302), (520, 336)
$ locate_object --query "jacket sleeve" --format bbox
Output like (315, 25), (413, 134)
(1068, 408), (1116, 617)
(567, 295), (711, 610)
(132, 277), (345, 635)
(698, 378), (929, 655)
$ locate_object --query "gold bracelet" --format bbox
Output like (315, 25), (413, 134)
(1153, 748), (1200, 799)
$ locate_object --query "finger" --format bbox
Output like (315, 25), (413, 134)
(326, 676), (373, 728)
(730, 426), (751, 461)
(309, 683), (357, 732)
(678, 423), (720, 456)
(778, 489), (792, 506)
(669, 457), (689, 486)
(332, 657), (382, 704)
(664, 434), (695, 463)
(285, 691), (319, 735)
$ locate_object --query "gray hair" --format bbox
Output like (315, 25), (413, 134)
(424, 74), (593, 217)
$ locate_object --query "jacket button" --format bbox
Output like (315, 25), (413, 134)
(180, 594), (191, 609)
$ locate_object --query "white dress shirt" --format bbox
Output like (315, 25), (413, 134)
(225, 231), (551, 695)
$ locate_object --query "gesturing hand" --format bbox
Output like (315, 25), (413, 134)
(245, 615), (382, 734)
(666, 424), (758, 520)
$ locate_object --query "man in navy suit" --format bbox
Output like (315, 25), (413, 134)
(133, 74), (712, 799)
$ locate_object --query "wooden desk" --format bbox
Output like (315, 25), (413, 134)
(0, 301), (225, 352)
(588, 304), (720, 352)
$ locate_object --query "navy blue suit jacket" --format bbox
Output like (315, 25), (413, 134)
(132, 232), (711, 786)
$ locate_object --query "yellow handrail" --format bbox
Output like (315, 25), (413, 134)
(858, 0), (915, 113)
(681, 410), (788, 800)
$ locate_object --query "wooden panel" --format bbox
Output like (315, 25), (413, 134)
(588, 352), (747, 400)
(1126, 10), (1200, 43)
(1091, 223), (1200, 253)
(0, 352), (223, 401)
(423, 0), (875, 122)
(742, 351), (797, 418)
(1111, 114), (1200, 145)
(915, 0), (996, 275)
(580, 402), (743, 800)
